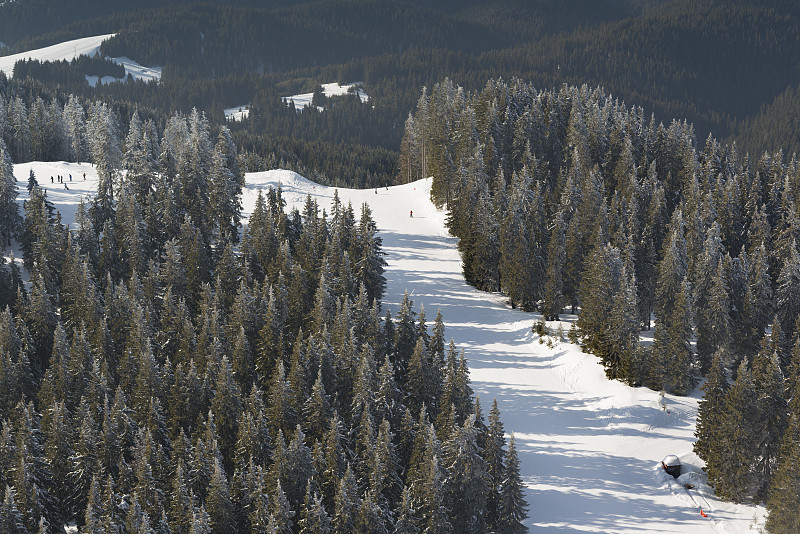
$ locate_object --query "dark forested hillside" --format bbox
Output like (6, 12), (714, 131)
(8, 1), (800, 184)
(736, 81), (800, 157)
(0, 0), (301, 51)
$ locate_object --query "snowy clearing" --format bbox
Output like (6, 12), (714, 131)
(6, 163), (767, 533)
(0, 33), (161, 84)
(224, 104), (250, 122)
(283, 82), (369, 111)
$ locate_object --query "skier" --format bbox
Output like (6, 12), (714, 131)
(83, 173), (86, 180)
(410, 210), (413, 217)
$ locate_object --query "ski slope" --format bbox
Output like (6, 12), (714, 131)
(6, 163), (766, 533)
(241, 170), (767, 533)
(0, 34), (161, 84)
(0, 34), (114, 76)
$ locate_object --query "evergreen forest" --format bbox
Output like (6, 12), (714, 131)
(2, 0), (800, 531)
(401, 78), (800, 531)
(0, 82), (528, 532)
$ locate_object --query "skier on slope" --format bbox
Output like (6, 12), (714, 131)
(410, 210), (413, 217)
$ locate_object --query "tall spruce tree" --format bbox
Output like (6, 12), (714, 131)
(694, 352), (729, 473)
(0, 138), (19, 247)
(497, 434), (528, 534)
(765, 353), (800, 533)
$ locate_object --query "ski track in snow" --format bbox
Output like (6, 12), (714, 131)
(5, 165), (767, 533)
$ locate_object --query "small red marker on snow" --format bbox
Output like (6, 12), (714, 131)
(700, 509), (708, 518)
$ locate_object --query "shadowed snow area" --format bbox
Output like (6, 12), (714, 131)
(7, 164), (767, 533)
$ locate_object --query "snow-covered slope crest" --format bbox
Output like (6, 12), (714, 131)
(0, 34), (114, 76)
(0, 34), (161, 84)
(7, 163), (767, 533)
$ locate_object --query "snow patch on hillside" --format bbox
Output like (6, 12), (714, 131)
(283, 82), (368, 111)
(0, 34), (113, 76)
(224, 104), (250, 122)
(85, 56), (162, 86)
(0, 33), (161, 85)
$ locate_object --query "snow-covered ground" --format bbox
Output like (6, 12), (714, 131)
(283, 82), (369, 111)
(0, 34), (161, 85)
(0, 34), (114, 74)
(85, 56), (162, 86)
(241, 170), (767, 533)
(224, 104), (250, 122)
(6, 163), (767, 533)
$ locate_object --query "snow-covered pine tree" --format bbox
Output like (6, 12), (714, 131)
(543, 212), (566, 321)
(7, 96), (30, 162)
(1, 486), (27, 534)
(205, 458), (236, 534)
(497, 434), (528, 533)
(485, 399), (505, 530)
(87, 100), (123, 206)
(443, 414), (488, 533)
(499, 168), (539, 311)
(765, 352), (800, 533)
(706, 359), (759, 501)
(298, 484), (331, 534)
(694, 225), (732, 373)
(693, 352), (729, 473)
(775, 242), (800, 361)
(750, 340), (788, 500)
(63, 96), (87, 163)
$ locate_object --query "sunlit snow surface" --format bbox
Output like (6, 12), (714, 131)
(0, 34), (114, 75)
(0, 34), (161, 85)
(283, 82), (369, 111)
(5, 164), (767, 533)
(224, 105), (250, 121)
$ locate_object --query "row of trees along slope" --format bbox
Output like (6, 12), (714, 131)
(0, 71), (398, 189)
(401, 78), (800, 531)
(0, 86), (529, 532)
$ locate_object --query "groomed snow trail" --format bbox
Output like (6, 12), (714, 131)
(240, 172), (765, 534)
(8, 165), (766, 533)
